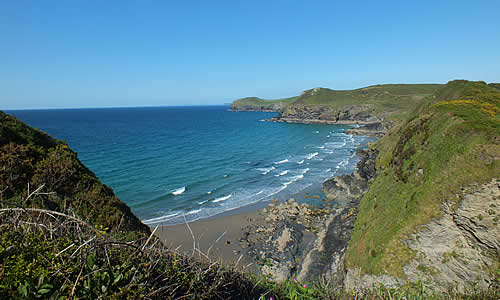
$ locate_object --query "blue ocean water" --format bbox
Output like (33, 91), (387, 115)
(8, 106), (375, 225)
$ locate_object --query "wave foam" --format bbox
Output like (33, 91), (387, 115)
(274, 159), (289, 165)
(258, 166), (275, 175)
(143, 212), (180, 224)
(275, 170), (289, 177)
(305, 152), (319, 160)
(213, 194), (232, 203)
(297, 160), (304, 164)
(172, 186), (186, 195)
(185, 209), (202, 215)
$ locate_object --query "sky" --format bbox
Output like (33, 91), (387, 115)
(1, 0), (499, 110)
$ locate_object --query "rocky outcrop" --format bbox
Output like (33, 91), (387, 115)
(344, 179), (499, 292)
(240, 148), (380, 284)
(229, 103), (281, 112)
(343, 122), (391, 137)
(239, 198), (329, 282)
(296, 206), (358, 285)
(266, 105), (383, 125)
(290, 149), (379, 284)
(322, 149), (378, 205)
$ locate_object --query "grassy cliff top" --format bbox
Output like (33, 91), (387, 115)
(231, 84), (441, 119)
(345, 80), (500, 277)
(230, 96), (297, 110)
(0, 111), (150, 234)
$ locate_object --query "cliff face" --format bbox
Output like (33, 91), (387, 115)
(231, 85), (441, 138)
(342, 80), (499, 291)
(0, 111), (150, 234)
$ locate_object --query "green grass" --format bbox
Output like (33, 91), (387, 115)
(231, 84), (441, 121)
(0, 111), (149, 234)
(1, 208), (497, 299)
(231, 96), (297, 110)
(345, 80), (500, 278)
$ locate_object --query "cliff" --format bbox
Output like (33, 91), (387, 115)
(229, 96), (296, 111)
(230, 84), (441, 135)
(0, 111), (150, 233)
(343, 80), (499, 291)
(246, 80), (499, 294)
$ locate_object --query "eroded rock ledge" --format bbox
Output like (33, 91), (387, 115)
(344, 178), (499, 292)
(239, 149), (379, 283)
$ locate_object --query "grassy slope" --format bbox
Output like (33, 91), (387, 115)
(231, 84), (441, 120)
(230, 96), (297, 110)
(0, 111), (149, 233)
(345, 80), (500, 277)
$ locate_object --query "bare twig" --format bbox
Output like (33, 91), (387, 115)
(0, 207), (104, 237)
(69, 264), (84, 298)
(142, 225), (159, 251)
(56, 243), (75, 257)
(207, 230), (226, 257)
(183, 215), (196, 256)
(71, 236), (97, 257)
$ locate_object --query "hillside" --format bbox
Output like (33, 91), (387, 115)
(1, 80), (498, 298)
(229, 96), (297, 111)
(230, 84), (441, 124)
(344, 80), (499, 290)
(0, 111), (149, 233)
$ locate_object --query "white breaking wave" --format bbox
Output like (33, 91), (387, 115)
(297, 160), (304, 164)
(143, 212), (180, 224)
(274, 159), (289, 165)
(185, 209), (202, 215)
(213, 194), (232, 203)
(172, 186), (186, 195)
(325, 168), (332, 173)
(258, 166), (275, 175)
(301, 168), (310, 175)
(283, 174), (304, 187)
(198, 200), (208, 205)
(305, 152), (319, 160)
(317, 146), (325, 149)
(275, 170), (289, 177)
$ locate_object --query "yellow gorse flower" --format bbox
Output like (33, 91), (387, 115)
(433, 99), (500, 117)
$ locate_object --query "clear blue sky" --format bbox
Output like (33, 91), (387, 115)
(1, 0), (499, 109)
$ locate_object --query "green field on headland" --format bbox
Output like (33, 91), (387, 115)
(231, 84), (441, 121)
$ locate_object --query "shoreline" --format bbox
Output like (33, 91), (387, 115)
(264, 117), (380, 125)
(153, 116), (382, 278)
(154, 206), (264, 273)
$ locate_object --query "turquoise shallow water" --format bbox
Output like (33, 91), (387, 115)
(9, 106), (375, 225)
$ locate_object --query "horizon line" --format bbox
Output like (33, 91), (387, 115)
(3, 103), (232, 111)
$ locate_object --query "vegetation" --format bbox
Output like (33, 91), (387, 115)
(0, 208), (266, 299)
(231, 84), (441, 121)
(345, 80), (500, 277)
(0, 111), (149, 233)
(231, 96), (297, 111)
(1, 207), (497, 299)
(1, 80), (499, 298)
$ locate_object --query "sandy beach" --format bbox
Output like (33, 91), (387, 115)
(154, 208), (265, 274)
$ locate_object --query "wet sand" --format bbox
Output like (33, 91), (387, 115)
(154, 208), (265, 274)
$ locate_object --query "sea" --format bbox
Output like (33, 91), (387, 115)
(8, 106), (376, 225)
